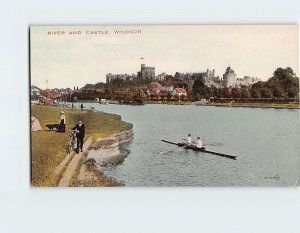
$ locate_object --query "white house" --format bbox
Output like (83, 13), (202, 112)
(172, 88), (187, 97)
(31, 86), (42, 100)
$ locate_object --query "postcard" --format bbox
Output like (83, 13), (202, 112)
(30, 25), (299, 187)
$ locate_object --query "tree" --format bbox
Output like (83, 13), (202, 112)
(149, 93), (155, 99)
(241, 88), (251, 99)
(251, 88), (261, 98)
(94, 82), (106, 89)
(269, 67), (299, 97)
(215, 88), (224, 99)
(222, 88), (232, 98)
(252, 81), (265, 89)
(192, 77), (206, 95)
(166, 92), (172, 101)
(200, 87), (211, 99)
(104, 88), (113, 99)
(273, 86), (285, 98)
(287, 86), (299, 98)
(136, 89), (148, 101)
(250, 67), (299, 99)
(273, 67), (295, 81)
(231, 88), (241, 99)
(261, 88), (273, 98)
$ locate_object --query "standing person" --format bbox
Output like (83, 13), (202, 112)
(196, 137), (203, 148)
(59, 111), (66, 132)
(80, 103), (83, 111)
(71, 103), (74, 109)
(72, 120), (85, 153)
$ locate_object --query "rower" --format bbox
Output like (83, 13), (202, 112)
(196, 137), (203, 148)
(187, 133), (192, 145)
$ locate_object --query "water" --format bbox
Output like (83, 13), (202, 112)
(83, 103), (300, 186)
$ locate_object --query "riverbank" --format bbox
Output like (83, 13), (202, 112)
(140, 100), (300, 109)
(31, 104), (133, 187)
(207, 102), (299, 109)
(69, 99), (299, 109)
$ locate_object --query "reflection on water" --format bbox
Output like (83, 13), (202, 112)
(84, 103), (300, 186)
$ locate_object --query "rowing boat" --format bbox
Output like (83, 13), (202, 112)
(161, 139), (237, 160)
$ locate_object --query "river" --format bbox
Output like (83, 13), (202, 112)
(82, 103), (300, 186)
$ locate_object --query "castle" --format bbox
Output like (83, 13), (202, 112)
(106, 64), (155, 83)
(137, 64), (155, 82)
(222, 66), (260, 88)
(106, 64), (260, 89)
(106, 73), (137, 83)
(223, 66), (237, 87)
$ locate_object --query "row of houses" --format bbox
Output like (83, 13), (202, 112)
(31, 83), (187, 102)
(31, 86), (75, 99)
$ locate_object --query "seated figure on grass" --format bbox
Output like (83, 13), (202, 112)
(31, 116), (42, 132)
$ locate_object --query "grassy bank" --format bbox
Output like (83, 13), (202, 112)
(31, 104), (132, 187)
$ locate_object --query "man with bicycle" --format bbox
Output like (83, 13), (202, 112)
(72, 120), (85, 153)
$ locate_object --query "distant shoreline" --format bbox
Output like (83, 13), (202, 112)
(206, 102), (299, 109)
(143, 101), (300, 109)
(66, 99), (300, 109)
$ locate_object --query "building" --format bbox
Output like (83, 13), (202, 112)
(106, 73), (137, 83)
(173, 69), (222, 90)
(142, 82), (166, 97)
(31, 86), (42, 100)
(137, 64), (155, 82)
(223, 66), (237, 88)
(172, 88), (187, 98)
(222, 66), (260, 88)
(106, 63), (155, 83)
(163, 75), (192, 92)
(41, 90), (58, 99)
(236, 76), (261, 87)
(154, 72), (166, 81)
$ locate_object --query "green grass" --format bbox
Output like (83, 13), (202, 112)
(31, 104), (132, 187)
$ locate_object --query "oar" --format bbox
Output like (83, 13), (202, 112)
(161, 139), (187, 147)
(203, 149), (237, 160)
(161, 139), (179, 146)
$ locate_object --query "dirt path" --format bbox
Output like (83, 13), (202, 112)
(58, 137), (92, 187)
(55, 152), (74, 175)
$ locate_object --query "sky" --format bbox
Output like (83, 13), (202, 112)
(30, 25), (299, 89)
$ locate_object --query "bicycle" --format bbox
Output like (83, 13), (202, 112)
(66, 129), (78, 154)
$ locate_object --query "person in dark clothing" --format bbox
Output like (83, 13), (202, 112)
(58, 111), (66, 132)
(80, 103), (83, 111)
(72, 120), (85, 153)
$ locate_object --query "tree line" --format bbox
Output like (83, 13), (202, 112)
(68, 67), (299, 102)
(191, 67), (299, 100)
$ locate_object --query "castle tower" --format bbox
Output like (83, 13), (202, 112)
(223, 66), (237, 88)
(140, 63), (155, 81)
